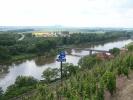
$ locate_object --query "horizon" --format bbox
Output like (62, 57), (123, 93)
(0, 26), (133, 29)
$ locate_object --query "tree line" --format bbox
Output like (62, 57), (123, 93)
(0, 31), (131, 63)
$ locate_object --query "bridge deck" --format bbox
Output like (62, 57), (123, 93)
(74, 48), (109, 53)
(57, 46), (109, 53)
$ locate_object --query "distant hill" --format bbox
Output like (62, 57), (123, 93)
(0, 26), (133, 33)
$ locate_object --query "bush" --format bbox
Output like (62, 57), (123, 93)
(127, 43), (133, 51)
(15, 76), (38, 87)
(102, 71), (116, 95)
(62, 63), (79, 78)
(109, 48), (120, 56)
(95, 80), (104, 100)
(0, 46), (11, 61)
(4, 76), (38, 99)
(42, 68), (59, 83)
(78, 55), (102, 69)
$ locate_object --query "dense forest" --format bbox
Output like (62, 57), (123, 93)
(0, 41), (133, 100)
(0, 31), (131, 63)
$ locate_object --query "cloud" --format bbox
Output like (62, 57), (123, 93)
(0, 0), (133, 27)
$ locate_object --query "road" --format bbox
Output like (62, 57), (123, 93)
(18, 33), (25, 41)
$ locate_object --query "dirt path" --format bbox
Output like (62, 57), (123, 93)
(112, 72), (133, 100)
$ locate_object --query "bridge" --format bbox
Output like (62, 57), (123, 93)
(57, 46), (109, 56)
(75, 48), (109, 55)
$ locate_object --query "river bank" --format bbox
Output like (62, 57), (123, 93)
(1, 37), (130, 65)
(5, 40), (133, 100)
(0, 39), (132, 91)
(0, 32), (131, 65)
(0, 49), (58, 65)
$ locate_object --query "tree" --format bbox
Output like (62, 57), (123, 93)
(127, 43), (133, 51)
(42, 68), (59, 83)
(78, 55), (102, 69)
(109, 48), (120, 56)
(0, 46), (11, 61)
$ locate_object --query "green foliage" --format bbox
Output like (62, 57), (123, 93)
(122, 66), (129, 78)
(42, 68), (59, 83)
(0, 31), (129, 63)
(36, 84), (55, 100)
(125, 55), (133, 69)
(4, 85), (35, 100)
(95, 80), (104, 100)
(79, 55), (102, 69)
(102, 71), (116, 95)
(0, 33), (18, 46)
(3, 50), (133, 100)
(15, 76), (38, 87)
(109, 47), (120, 56)
(61, 32), (129, 45)
(35, 39), (56, 54)
(116, 54), (133, 77)
(127, 43), (133, 51)
(0, 46), (11, 61)
(0, 87), (3, 99)
(4, 76), (38, 99)
(0, 33), (58, 62)
(62, 63), (79, 78)
(117, 66), (123, 75)
(1, 32), (133, 99)
(33, 51), (133, 99)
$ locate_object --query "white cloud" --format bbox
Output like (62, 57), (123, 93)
(0, 0), (133, 27)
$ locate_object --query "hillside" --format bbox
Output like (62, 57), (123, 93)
(0, 43), (133, 100)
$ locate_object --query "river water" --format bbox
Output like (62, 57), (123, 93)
(0, 39), (132, 91)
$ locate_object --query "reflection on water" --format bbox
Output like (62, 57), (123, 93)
(0, 65), (10, 78)
(66, 49), (72, 55)
(0, 39), (132, 91)
(34, 56), (56, 66)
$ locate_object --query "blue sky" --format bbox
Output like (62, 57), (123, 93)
(0, 0), (133, 27)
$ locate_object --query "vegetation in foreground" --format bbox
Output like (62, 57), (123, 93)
(0, 43), (133, 100)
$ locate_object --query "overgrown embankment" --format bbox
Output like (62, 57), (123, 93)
(1, 43), (133, 100)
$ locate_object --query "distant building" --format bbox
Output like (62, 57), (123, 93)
(32, 32), (57, 37)
(32, 31), (70, 37)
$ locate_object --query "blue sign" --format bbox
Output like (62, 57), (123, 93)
(56, 51), (66, 62)
(60, 51), (66, 57)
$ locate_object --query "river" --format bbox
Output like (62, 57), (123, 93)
(0, 39), (132, 91)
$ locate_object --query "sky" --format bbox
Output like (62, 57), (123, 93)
(0, 0), (133, 27)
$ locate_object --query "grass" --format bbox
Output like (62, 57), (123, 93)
(12, 54), (36, 61)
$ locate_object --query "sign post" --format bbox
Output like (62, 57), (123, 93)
(56, 51), (66, 85)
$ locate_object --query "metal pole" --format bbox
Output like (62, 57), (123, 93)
(60, 61), (63, 86)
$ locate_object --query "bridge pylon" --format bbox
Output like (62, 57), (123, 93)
(89, 50), (92, 55)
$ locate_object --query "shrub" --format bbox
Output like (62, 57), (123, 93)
(42, 68), (59, 83)
(109, 48), (120, 56)
(15, 76), (38, 87)
(102, 71), (116, 95)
